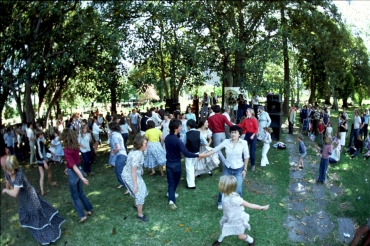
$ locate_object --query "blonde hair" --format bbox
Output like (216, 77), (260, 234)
(218, 175), (237, 196)
(5, 155), (19, 173)
(59, 128), (79, 149)
(247, 108), (255, 117)
(332, 141), (338, 148)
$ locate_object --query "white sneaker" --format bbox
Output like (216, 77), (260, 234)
(217, 204), (223, 210)
(166, 192), (179, 198)
(169, 200), (177, 210)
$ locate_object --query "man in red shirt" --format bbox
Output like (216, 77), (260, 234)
(208, 105), (234, 164)
(238, 108), (258, 170)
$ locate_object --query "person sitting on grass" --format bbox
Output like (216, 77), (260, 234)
(212, 175), (269, 246)
(350, 219), (370, 246)
(35, 130), (57, 196)
(347, 135), (363, 159)
(297, 135), (306, 169)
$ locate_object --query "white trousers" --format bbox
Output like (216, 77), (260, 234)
(261, 144), (270, 166)
(185, 156), (198, 187)
(339, 132), (346, 146)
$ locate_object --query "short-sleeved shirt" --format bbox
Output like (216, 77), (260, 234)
(145, 128), (162, 142)
(354, 115), (362, 129)
(129, 113), (140, 124)
(111, 132), (127, 156)
(78, 133), (91, 153)
(64, 148), (80, 169)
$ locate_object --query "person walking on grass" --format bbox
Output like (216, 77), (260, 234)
(316, 137), (332, 184)
(260, 127), (272, 167)
(238, 108), (258, 171)
(60, 129), (93, 223)
(164, 119), (207, 210)
(2, 156), (65, 245)
(92, 116), (102, 150)
(26, 122), (36, 166)
(35, 130), (57, 196)
(212, 175), (269, 246)
(78, 125), (94, 176)
(109, 122), (128, 192)
(297, 135), (306, 169)
(122, 136), (149, 222)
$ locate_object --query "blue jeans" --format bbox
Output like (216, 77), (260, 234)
(121, 133), (129, 151)
(237, 109), (244, 123)
(166, 161), (182, 204)
(68, 167), (93, 218)
(217, 165), (243, 205)
(317, 158), (329, 183)
(115, 154), (127, 186)
(348, 128), (360, 147)
(245, 132), (257, 166)
(81, 151), (91, 173)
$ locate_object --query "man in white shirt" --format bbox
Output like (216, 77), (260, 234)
(92, 116), (102, 150)
(129, 108), (141, 139)
(26, 123), (36, 166)
(222, 108), (231, 139)
(150, 107), (162, 127)
(288, 105), (297, 134)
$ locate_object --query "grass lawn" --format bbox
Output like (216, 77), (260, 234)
(1, 107), (369, 246)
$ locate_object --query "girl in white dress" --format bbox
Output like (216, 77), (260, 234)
(212, 175), (270, 246)
(261, 127), (272, 167)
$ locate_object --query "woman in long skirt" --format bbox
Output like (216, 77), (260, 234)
(144, 121), (166, 176)
(122, 136), (149, 221)
(2, 156), (65, 245)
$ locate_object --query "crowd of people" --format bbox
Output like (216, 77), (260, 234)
(1, 94), (369, 245)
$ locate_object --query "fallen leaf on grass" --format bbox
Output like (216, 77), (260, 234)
(186, 227), (190, 232)
(178, 224), (185, 227)
(279, 203), (285, 207)
(304, 208), (309, 213)
(147, 233), (154, 237)
(301, 222), (306, 226)
(163, 240), (169, 244)
(318, 214), (323, 219)
(112, 227), (116, 235)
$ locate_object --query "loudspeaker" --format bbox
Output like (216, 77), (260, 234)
(266, 101), (282, 114)
(267, 94), (281, 102)
(269, 113), (282, 141)
(165, 103), (180, 114)
(166, 98), (179, 104)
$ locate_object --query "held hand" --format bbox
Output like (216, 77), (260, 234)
(133, 186), (138, 194)
(82, 178), (89, 185)
(250, 135), (254, 140)
(261, 205), (270, 210)
(2, 189), (7, 195)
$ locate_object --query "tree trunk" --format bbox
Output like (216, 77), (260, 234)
(342, 97), (348, 108)
(281, 5), (290, 115)
(110, 81), (117, 113)
(308, 73), (315, 104)
(324, 94), (331, 105)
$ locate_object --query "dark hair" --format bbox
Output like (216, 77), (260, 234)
(169, 119), (182, 134)
(147, 120), (155, 129)
(109, 121), (120, 132)
(213, 105), (221, 113)
(186, 119), (197, 129)
(146, 111), (152, 118)
(27, 122), (33, 128)
(35, 129), (43, 138)
(229, 125), (242, 136)
(197, 118), (207, 128)
(119, 117), (126, 125)
(164, 112), (170, 117)
(150, 107), (156, 111)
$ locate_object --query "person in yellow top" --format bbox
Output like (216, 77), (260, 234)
(144, 121), (166, 176)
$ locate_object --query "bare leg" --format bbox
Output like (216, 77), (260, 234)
(38, 166), (45, 196)
(238, 234), (247, 240)
(159, 166), (164, 177)
(136, 204), (144, 217)
(44, 162), (56, 186)
(350, 225), (370, 246)
(150, 168), (155, 175)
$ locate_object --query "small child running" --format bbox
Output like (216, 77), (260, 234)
(212, 175), (269, 246)
(297, 135), (306, 169)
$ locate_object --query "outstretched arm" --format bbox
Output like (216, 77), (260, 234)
(241, 200), (269, 210)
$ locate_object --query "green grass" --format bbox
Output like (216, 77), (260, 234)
(1, 108), (369, 246)
(1, 138), (291, 246)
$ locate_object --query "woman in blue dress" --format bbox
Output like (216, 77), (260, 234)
(2, 155), (65, 245)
